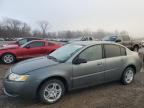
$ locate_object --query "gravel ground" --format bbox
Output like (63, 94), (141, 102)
(0, 64), (144, 108)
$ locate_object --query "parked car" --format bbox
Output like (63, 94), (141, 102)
(69, 36), (95, 43)
(102, 35), (142, 51)
(0, 40), (61, 64)
(4, 38), (14, 41)
(4, 41), (142, 104)
(3, 37), (42, 47)
(0, 38), (4, 41)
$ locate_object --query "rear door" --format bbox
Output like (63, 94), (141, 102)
(72, 45), (105, 88)
(104, 44), (125, 82)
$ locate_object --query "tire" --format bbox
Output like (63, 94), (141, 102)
(39, 79), (65, 104)
(121, 67), (135, 85)
(1, 53), (16, 64)
(133, 46), (139, 52)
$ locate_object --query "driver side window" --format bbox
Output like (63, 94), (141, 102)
(79, 45), (102, 62)
(27, 42), (45, 48)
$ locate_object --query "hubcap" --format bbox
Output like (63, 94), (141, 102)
(43, 83), (62, 103)
(125, 70), (134, 83)
(3, 54), (14, 63)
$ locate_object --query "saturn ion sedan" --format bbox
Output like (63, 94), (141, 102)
(4, 41), (142, 104)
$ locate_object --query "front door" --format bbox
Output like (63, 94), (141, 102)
(72, 45), (105, 89)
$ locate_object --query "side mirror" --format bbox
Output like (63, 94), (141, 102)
(73, 57), (87, 64)
(115, 39), (121, 42)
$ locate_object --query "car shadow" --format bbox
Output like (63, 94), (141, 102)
(0, 81), (121, 106)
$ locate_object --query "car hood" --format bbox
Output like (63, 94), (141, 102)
(11, 56), (59, 74)
(0, 44), (19, 50)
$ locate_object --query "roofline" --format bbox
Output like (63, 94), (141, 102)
(71, 41), (128, 48)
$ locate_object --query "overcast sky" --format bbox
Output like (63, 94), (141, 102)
(0, 0), (144, 37)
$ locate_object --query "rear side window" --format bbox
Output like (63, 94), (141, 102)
(120, 46), (126, 56)
(104, 44), (121, 58)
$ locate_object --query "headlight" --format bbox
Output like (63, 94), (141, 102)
(8, 73), (29, 81)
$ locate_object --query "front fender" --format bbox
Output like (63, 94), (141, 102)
(27, 63), (73, 91)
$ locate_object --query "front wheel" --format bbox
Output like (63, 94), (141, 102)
(39, 79), (65, 104)
(1, 53), (16, 64)
(121, 67), (135, 85)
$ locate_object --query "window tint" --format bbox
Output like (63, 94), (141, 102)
(122, 36), (130, 41)
(28, 42), (45, 48)
(104, 45), (121, 58)
(79, 45), (102, 61)
(120, 46), (126, 56)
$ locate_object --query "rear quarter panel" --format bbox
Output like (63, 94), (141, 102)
(45, 42), (61, 53)
(124, 49), (142, 73)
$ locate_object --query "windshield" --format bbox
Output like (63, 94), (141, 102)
(49, 44), (84, 62)
(17, 39), (28, 45)
(102, 36), (117, 41)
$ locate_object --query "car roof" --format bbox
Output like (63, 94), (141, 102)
(19, 37), (42, 39)
(71, 41), (124, 47)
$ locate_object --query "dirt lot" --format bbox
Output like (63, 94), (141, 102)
(0, 64), (144, 108)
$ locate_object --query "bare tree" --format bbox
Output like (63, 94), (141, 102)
(21, 23), (31, 37)
(3, 18), (21, 30)
(1, 17), (31, 38)
(120, 30), (129, 35)
(38, 20), (50, 38)
(32, 29), (42, 37)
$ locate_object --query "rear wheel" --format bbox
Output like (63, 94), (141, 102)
(121, 67), (135, 85)
(39, 79), (65, 104)
(1, 53), (16, 64)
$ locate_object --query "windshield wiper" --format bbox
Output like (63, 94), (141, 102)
(47, 55), (61, 62)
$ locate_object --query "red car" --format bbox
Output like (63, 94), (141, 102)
(0, 40), (61, 64)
